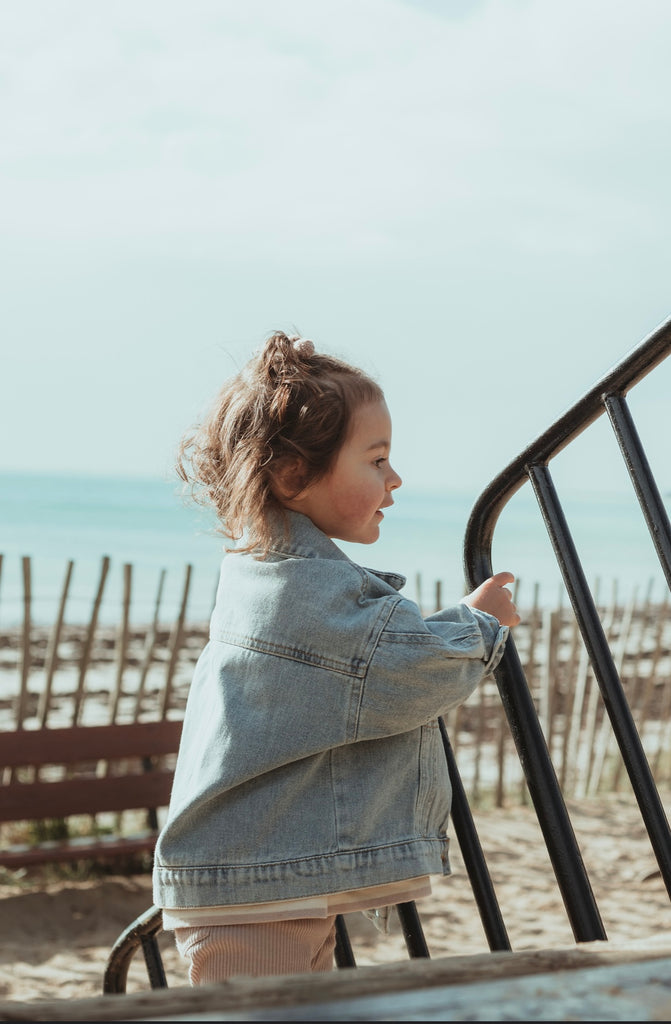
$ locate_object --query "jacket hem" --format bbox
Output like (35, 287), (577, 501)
(153, 838), (450, 909)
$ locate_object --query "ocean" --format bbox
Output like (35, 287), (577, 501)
(1, 470), (669, 627)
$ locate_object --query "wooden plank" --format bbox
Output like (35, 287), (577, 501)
(0, 768), (175, 822)
(0, 719), (183, 768)
(0, 832), (158, 869)
(0, 719), (181, 865)
(1, 941), (671, 1021)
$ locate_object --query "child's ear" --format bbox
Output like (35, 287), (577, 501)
(271, 457), (309, 500)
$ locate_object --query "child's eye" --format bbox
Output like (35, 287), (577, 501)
(374, 457), (387, 468)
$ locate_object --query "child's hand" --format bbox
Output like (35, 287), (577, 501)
(462, 571), (521, 627)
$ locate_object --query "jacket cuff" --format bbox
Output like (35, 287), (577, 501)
(463, 604), (510, 673)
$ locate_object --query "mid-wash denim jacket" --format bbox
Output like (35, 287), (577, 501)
(153, 511), (509, 910)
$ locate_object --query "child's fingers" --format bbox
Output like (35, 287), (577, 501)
(490, 571), (515, 588)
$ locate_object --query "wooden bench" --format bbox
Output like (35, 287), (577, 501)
(0, 719), (182, 869)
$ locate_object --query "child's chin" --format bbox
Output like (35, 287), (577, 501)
(336, 524), (380, 545)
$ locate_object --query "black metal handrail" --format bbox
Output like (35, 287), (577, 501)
(458, 313), (671, 944)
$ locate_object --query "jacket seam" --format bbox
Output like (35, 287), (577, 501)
(380, 629), (483, 643)
(353, 596), (404, 740)
(207, 633), (368, 678)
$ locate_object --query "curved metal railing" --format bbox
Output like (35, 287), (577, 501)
(455, 314), (671, 944)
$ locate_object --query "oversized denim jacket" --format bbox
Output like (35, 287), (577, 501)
(153, 511), (509, 910)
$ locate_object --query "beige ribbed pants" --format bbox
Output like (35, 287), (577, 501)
(174, 916), (337, 984)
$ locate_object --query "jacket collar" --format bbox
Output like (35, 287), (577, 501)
(265, 511), (407, 592)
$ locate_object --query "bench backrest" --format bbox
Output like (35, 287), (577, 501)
(0, 719), (183, 824)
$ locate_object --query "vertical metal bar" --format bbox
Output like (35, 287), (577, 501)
(463, 484), (605, 941)
(492, 630), (606, 941)
(141, 934), (168, 989)
(439, 719), (511, 951)
(396, 902), (431, 958)
(604, 393), (671, 590)
(334, 915), (357, 968)
(528, 463), (671, 897)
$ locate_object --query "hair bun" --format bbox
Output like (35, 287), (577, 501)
(291, 336), (315, 358)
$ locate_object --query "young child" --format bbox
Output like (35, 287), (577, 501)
(153, 330), (520, 984)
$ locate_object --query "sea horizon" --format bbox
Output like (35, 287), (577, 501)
(1, 468), (670, 628)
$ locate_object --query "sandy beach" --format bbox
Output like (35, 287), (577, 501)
(1, 789), (671, 1005)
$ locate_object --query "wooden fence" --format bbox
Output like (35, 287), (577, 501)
(1, 555), (671, 807)
(446, 578), (671, 806)
(0, 554), (202, 730)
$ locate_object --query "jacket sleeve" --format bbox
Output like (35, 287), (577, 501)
(353, 597), (509, 740)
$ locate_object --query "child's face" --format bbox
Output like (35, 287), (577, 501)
(286, 399), (402, 545)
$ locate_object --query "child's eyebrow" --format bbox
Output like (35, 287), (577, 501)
(366, 439), (390, 452)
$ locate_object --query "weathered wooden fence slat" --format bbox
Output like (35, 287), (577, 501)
(38, 558), (74, 729)
(73, 555), (110, 726)
(160, 563), (192, 721)
(109, 563), (132, 725)
(133, 568), (167, 720)
(16, 555), (32, 731)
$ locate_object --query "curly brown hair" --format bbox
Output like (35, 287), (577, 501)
(176, 331), (384, 554)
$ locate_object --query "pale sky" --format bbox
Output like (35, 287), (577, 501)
(3, 0), (671, 502)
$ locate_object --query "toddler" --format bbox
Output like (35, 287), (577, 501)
(153, 330), (520, 983)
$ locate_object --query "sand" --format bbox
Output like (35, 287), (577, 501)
(1, 791), (671, 1005)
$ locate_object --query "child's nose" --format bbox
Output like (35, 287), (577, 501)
(388, 465), (402, 491)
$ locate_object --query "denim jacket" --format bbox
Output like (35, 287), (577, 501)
(153, 511), (508, 910)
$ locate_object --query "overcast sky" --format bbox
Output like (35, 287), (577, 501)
(3, 0), (671, 504)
